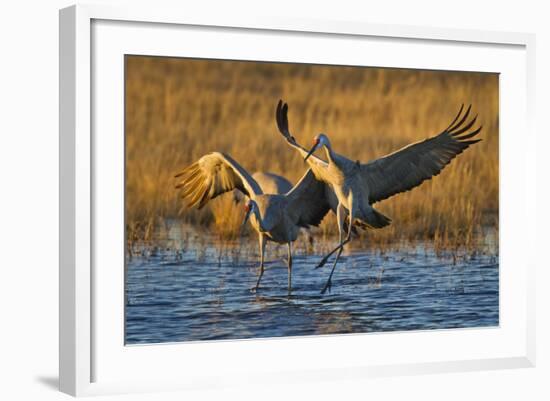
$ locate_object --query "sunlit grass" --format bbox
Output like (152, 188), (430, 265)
(125, 56), (498, 252)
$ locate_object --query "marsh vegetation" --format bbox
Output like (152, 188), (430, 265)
(125, 56), (498, 254)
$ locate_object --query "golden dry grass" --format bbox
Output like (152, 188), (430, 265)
(125, 56), (498, 251)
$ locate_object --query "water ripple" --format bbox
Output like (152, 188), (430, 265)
(125, 247), (499, 344)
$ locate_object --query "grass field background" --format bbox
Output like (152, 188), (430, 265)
(125, 56), (498, 252)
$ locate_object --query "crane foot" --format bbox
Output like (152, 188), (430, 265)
(320, 279), (332, 295)
(315, 256), (330, 269)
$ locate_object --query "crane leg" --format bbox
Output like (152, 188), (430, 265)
(345, 211), (354, 242)
(321, 246), (343, 294)
(287, 242), (293, 295)
(252, 235), (267, 293)
(320, 200), (356, 294)
(315, 204), (350, 269)
(315, 237), (351, 269)
(319, 204), (348, 294)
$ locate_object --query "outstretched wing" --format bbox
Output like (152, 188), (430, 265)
(275, 100), (328, 169)
(175, 152), (262, 209)
(285, 169), (331, 228)
(361, 105), (482, 204)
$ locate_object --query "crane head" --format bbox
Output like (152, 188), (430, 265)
(242, 200), (256, 229)
(305, 133), (330, 161)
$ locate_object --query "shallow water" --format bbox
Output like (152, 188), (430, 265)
(125, 231), (499, 344)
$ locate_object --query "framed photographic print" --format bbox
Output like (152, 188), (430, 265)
(59, 4), (536, 397)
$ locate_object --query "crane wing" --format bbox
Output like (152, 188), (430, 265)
(175, 152), (262, 209)
(360, 105), (482, 204)
(252, 172), (293, 195)
(285, 169), (331, 228)
(275, 100), (328, 169)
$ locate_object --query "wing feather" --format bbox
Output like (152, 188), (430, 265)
(285, 169), (331, 228)
(275, 100), (328, 169)
(175, 152), (262, 209)
(361, 105), (482, 204)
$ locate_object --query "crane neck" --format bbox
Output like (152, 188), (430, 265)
(251, 206), (267, 232)
(323, 144), (335, 164)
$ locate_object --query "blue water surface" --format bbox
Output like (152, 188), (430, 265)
(125, 233), (498, 344)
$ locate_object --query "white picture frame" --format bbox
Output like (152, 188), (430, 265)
(59, 4), (536, 397)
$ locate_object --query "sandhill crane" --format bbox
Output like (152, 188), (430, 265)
(233, 171), (317, 247)
(233, 171), (292, 203)
(175, 152), (331, 294)
(275, 100), (482, 294)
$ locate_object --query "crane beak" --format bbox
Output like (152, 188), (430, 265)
(304, 143), (318, 161)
